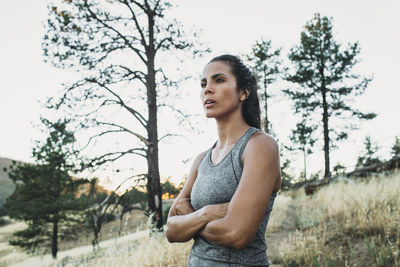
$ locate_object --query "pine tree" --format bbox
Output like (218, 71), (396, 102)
(4, 118), (87, 258)
(284, 13), (376, 177)
(355, 136), (382, 168)
(289, 118), (316, 180)
(246, 39), (283, 133)
(42, 0), (207, 231)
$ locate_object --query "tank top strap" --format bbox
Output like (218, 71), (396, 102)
(232, 127), (260, 164)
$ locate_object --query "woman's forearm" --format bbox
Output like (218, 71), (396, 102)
(199, 217), (238, 248)
(166, 207), (211, 243)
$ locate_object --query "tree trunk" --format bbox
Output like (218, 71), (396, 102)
(263, 67), (269, 133)
(51, 219), (58, 258)
(321, 88), (331, 178)
(303, 148), (307, 181)
(145, 14), (163, 231)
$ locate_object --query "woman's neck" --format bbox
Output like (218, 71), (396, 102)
(215, 116), (250, 147)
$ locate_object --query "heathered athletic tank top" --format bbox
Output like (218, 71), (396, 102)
(188, 127), (277, 267)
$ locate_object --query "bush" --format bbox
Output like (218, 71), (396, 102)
(163, 202), (173, 225)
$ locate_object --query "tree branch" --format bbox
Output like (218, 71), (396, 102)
(95, 121), (149, 146)
(84, 0), (147, 64)
(121, 0), (148, 50)
(86, 78), (148, 129)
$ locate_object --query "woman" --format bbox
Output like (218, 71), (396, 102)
(165, 54), (281, 266)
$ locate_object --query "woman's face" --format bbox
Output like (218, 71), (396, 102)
(200, 61), (243, 119)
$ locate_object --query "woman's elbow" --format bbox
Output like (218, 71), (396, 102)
(165, 221), (178, 243)
(165, 220), (190, 243)
(230, 230), (254, 250)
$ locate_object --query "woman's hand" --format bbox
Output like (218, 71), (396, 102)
(175, 198), (195, 215)
(174, 198), (229, 219)
(204, 202), (230, 221)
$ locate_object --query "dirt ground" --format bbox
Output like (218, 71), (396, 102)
(0, 218), (27, 260)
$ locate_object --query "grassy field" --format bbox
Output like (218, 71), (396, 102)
(1, 172), (399, 266)
(279, 172), (400, 266)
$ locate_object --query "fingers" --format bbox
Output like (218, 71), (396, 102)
(175, 200), (194, 216)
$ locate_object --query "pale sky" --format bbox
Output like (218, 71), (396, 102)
(1, 0), (399, 189)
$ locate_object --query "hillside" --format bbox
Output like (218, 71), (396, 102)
(0, 157), (17, 207)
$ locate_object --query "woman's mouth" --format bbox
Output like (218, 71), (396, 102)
(204, 99), (216, 108)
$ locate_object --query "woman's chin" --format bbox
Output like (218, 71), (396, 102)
(204, 112), (216, 118)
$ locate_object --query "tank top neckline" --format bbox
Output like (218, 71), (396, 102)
(208, 127), (254, 167)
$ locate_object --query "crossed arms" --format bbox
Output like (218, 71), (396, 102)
(165, 133), (281, 250)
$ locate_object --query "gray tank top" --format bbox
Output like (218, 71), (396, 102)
(189, 127), (277, 266)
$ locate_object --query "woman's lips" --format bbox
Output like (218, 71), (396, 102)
(205, 101), (216, 108)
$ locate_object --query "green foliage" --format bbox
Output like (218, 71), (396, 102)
(161, 178), (180, 197)
(284, 13), (376, 177)
(356, 136), (382, 168)
(162, 202), (173, 225)
(246, 39), (283, 133)
(280, 160), (294, 191)
(0, 206), (6, 217)
(289, 118), (317, 180)
(4, 117), (88, 257)
(332, 162), (347, 176)
(391, 137), (400, 158)
(119, 187), (147, 210)
(364, 235), (399, 266)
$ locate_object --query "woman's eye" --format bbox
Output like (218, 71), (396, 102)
(200, 82), (206, 88)
(216, 78), (224, 83)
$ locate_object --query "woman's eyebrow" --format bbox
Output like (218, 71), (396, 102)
(211, 73), (227, 79)
(201, 73), (227, 81)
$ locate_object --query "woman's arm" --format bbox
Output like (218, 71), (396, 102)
(165, 151), (229, 243)
(166, 199), (229, 242)
(199, 133), (281, 249)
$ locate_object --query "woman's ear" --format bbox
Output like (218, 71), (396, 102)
(240, 89), (250, 101)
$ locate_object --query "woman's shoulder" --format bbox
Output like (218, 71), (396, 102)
(191, 150), (208, 170)
(250, 129), (279, 150)
(241, 129), (279, 161)
(195, 150), (208, 162)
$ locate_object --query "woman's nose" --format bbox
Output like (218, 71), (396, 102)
(204, 84), (213, 95)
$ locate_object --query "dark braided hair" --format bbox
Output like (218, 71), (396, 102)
(209, 54), (261, 129)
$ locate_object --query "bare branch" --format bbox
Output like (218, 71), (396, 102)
(157, 103), (190, 120)
(121, 0), (148, 50)
(96, 121), (149, 146)
(86, 78), (148, 129)
(75, 99), (120, 119)
(80, 129), (127, 151)
(86, 148), (147, 170)
(84, 1), (147, 64)
(158, 133), (181, 143)
(113, 64), (147, 86)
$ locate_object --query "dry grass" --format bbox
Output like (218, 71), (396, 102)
(279, 172), (400, 266)
(1, 193), (292, 266)
(72, 234), (192, 267)
(59, 209), (148, 251)
(267, 193), (292, 233)
(5, 173), (399, 266)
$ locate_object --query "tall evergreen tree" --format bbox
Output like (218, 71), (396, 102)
(246, 39), (283, 133)
(284, 13), (376, 177)
(4, 118), (87, 258)
(289, 118), (316, 180)
(42, 0), (207, 231)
